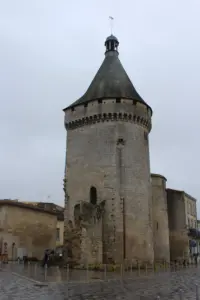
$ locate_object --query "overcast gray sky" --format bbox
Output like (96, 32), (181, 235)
(0, 0), (200, 213)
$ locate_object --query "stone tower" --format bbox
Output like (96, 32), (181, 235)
(151, 174), (170, 262)
(63, 34), (154, 265)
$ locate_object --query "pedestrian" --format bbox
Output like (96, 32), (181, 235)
(42, 250), (49, 267)
(195, 253), (198, 266)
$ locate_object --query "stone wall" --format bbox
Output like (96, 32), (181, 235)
(64, 200), (104, 265)
(0, 204), (57, 260)
(167, 189), (189, 260)
(64, 99), (154, 264)
(151, 174), (170, 262)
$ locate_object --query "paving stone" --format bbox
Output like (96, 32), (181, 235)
(0, 266), (200, 299)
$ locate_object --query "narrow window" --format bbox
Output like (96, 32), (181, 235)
(90, 186), (97, 205)
(56, 228), (60, 241)
(144, 132), (148, 141)
(156, 222), (159, 230)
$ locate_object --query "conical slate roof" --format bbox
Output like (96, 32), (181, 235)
(65, 35), (150, 111)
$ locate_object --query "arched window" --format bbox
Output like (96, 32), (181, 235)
(90, 186), (97, 205)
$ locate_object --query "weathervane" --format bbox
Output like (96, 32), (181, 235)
(109, 16), (114, 34)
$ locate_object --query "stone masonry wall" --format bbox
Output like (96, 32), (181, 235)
(64, 99), (154, 264)
(167, 189), (189, 260)
(151, 174), (170, 262)
(0, 205), (57, 260)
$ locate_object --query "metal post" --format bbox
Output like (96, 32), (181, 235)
(179, 289), (183, 300)
(44, 263), (47, 281)
(104, 264), (107, 281)
(86, 264), (89, 283)
(173, 262), (176, 272)
(120, 264), (123, 279)
(196, 284), (199, 300)
(34, 263), (37, 278)
(163, 261), (166, 272)
(28, 261), (30, 273)
(66, 264), (69, 299)
(145, 264), (148, 275)
(131, 260), (133, 275)
(138, 263), (140, 276)
(66, 264), (69, 282)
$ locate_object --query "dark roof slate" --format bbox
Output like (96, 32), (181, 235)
(64, 35), (151, 112)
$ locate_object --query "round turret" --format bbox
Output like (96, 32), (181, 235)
(63, 35), (154, 265)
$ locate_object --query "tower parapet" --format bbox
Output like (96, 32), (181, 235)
(64, 99), (151, 132)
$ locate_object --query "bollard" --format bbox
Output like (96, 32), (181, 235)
(167, 262), (170, 271)
(66, 264), (69, 299)
(145, 264), (148, 275)
(66, 264), (69, 284)
(173, 262), (176, 272)
(179, 289), (183, 300)
(86, 264), (89, 283)
(56, 265), (60, 275)
(156, 296), (160, 300)
(163, 261), (166, 272)
(120, 264), (123, 279)
(34, 263), (37, 278)
(44, 264), (47, 281)
(130, 260), (133, 275)
(137, 263), (140, 277)
(27, 261), (30, 275)
(196, 284), (199, 300)
(154, 263), (157, 273)
(120, 264), (123, 286)
(104, 264), (107, 281)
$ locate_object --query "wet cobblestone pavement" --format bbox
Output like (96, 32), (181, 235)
(1, 264), (200, 299)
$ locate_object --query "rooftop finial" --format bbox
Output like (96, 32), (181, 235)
(109, 16), (114, 35)
(105, 33), (119, 54)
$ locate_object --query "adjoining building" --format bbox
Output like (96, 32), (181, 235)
(0, 200), (58, 260)
(166, 189), (199, 261)
(22, 201), (64, 249)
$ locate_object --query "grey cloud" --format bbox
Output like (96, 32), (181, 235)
(0, 0), (200, 213)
